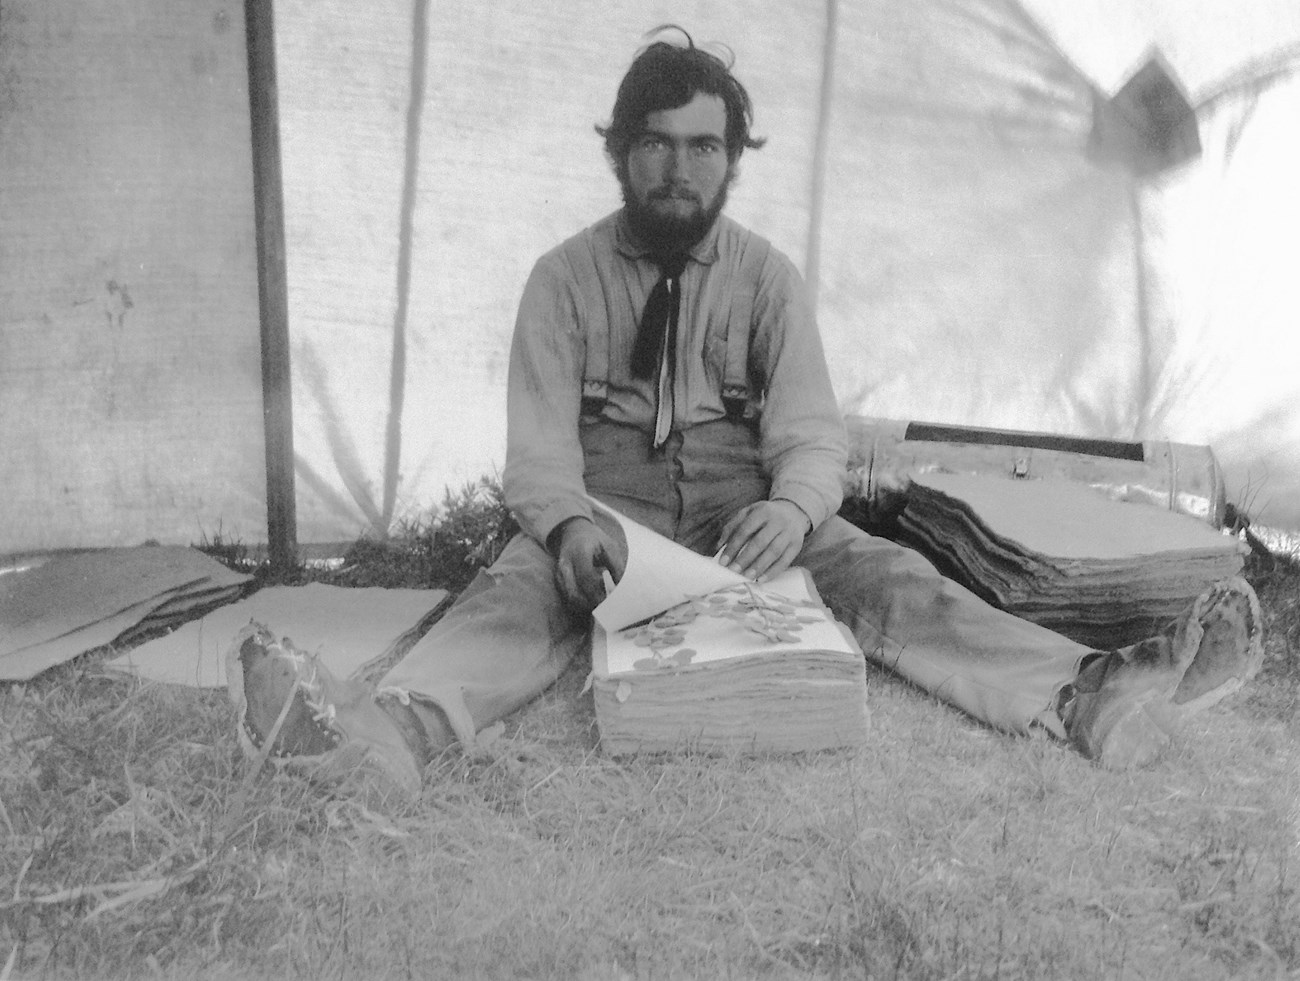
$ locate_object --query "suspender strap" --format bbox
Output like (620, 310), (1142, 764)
(722, 293), (751, 421)
(565, 237), (609, 416)
(722, 233), (772, 421)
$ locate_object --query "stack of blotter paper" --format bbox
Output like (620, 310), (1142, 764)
(590, 501), (868, 756)
(896, 472), (1248, 648)
(0, 546), (250, 681)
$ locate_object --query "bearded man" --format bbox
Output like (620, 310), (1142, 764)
(232, 30), (1261, 794)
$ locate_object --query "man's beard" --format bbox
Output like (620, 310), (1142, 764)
(622, 175), (731, 256)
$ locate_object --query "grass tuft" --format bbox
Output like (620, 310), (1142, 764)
(1242, 548), (1300, 731)
(193, 522), (256, 573)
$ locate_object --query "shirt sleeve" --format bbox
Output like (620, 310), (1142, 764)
(753, 253), (848, 529)
(501, 251), (595, 546)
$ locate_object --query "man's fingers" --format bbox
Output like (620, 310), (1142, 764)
(717, 504), (764, 565)
(728, 524), (781, 574)
(555, 548), (600, 612)
(717, 506), (752, 550)
(554, 555), (583, 610)
(740, 529), (797, 580)
(717, 501), (811, 579)
(755, 538), (802, 583)
(576, 565), (606, 611)
(597, 541), (627, 584)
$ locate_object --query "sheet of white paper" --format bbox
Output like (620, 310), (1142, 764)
(591, 499), (746, 633)
(601, 568), (859, 675)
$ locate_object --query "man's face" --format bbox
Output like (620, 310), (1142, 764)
(623, 91), (733, 251)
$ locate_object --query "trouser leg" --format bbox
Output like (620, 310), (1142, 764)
(376, 532), (589, 744)
(796, 516), (1091, 736)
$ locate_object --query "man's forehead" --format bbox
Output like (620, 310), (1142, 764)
(641, 92), (727, 138)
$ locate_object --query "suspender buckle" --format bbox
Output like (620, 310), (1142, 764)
(581, 379), (608, 417)
(722, 384), (753, 423)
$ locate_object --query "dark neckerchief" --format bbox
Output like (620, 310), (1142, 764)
(630, 252), (688, 380)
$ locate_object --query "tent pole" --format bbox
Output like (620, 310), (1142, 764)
(806, 0), (839, 309)
(244, 0), (298, 572)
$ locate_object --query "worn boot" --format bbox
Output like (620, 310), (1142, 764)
(226, 621), (428, 797)
(1064, 576), (1263, 769)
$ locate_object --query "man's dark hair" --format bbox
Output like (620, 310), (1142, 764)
(597, 26), (766, 180)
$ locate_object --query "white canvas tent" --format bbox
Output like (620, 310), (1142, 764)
(2, 0), (1298, 553)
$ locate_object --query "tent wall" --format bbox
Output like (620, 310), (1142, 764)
(0, 0), (267, 552)
(3, 0), (1298, 551)
(1139, 81), (1300, 524)
(817, 0), (1150, 438)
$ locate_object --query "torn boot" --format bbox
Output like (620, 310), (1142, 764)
(1064, 576), (1263, 769)
(226, 621), (425, 797)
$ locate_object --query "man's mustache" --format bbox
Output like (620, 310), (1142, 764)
(648, 186), (701, 203)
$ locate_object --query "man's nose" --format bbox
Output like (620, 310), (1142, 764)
(665, 143), (692, 180)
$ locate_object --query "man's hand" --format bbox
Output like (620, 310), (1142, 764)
(716, 500), (812, 583)
(551, 517), (627, 613)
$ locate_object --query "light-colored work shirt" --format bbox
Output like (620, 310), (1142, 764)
(503, 209), (848, 546)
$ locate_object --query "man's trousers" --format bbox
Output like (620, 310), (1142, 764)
(379, 419), (1091, 745)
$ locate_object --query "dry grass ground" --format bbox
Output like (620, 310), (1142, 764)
(1, 509), (1297, 980)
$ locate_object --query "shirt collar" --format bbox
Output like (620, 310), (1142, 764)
(614, 209), (722, 266)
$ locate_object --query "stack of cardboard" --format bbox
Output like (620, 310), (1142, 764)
(896, 472), (1248, 648)
(0, 546), (249, 681)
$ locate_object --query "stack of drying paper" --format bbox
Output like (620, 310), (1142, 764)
(589, 502), (868, 756)
(0, 546), (250, 681)
(896, 472), (1248, 648)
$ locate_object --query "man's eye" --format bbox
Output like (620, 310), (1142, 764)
(693, 143), (721, 156)
(640, 136), (667, 152)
